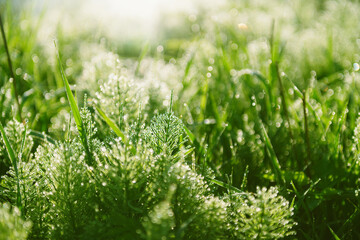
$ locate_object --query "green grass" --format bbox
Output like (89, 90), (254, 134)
(1, 0), (360, 239)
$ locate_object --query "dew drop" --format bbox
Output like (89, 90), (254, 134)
(354, 63), (360, 71)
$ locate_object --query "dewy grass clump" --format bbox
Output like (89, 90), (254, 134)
(5, 0), (360, 238)
(0, 203), (32, 240)
(226, 187), (295, 239)
(1, 68), (295, 239)
(0, 120), (33, 174)
(95, 73), (147, 132)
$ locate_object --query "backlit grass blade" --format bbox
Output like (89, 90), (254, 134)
(206, 176), (246, 196)
(95, 105), (127, 143)
(338, 202), (359, 236)
(55, 43), (82, 135)
(18, 121), (27, 161)
(182, 50), (195, 85)
(0, 122), (17, 171)
(286, 76), (324, 131)
(260, 122), (285, 185)
(54, 41), (92, 164)
(240, 165), (249, 190)
(29, 129), (57, 145)
(0, 13), (22, 121)
(0, 122), (22, 208)
(184, 125), (195, 144)
(135, 41), (149, 76)
(199, 79), (208, 121)
(328, 226), (341, 240)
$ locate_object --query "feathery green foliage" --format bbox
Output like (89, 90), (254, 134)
(0, 203), (31, 240)
(2, 0), (360, 239)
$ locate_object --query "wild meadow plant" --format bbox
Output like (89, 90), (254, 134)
(2, 0), (360, 239)
(0, 71), (296, 239)
(0, 203), (31, 240)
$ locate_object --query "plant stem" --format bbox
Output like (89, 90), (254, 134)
(275, 64), (299, 168)
(270, 21), (297, 169)
(0, 13), (22, 121)
(0, 122), (22, 209)
(302, 90), (311, 176)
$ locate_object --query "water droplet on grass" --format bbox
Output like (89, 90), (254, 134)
(354, 63), (360, 71)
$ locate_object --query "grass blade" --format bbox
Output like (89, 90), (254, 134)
(260, 122), (285, 185)
(0, 13), (22, 121)
(182, 50), (195, 84)
(286, 76), (324, 131)
(55, 44), (82, 135)
(54, 41), (92, 165)
(184, 125), (195, 144)
(338, 200), (360, 236)
(95, 105), (127, 143)
(328, 226), (341, 240)
(302, 90), (311, 175)
(135, 41), (149, 76)
(0, 122), (22, 208)
(0, 122), (17, 169)
(240, 165), (249, 190)
(29, 129), (57, 145)
(206, 176), (246, 196)
(18, 122), (27, 161)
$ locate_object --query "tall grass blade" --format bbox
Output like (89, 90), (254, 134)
(302, 90), (311, 175)
(287, 77), (324, 131)
(95, 105), (127, 143)
(18, 121), (27, 161)
(328, 226), (341, 240)
(206, 177), (246, 196)
(0, 123), (17, 169)
(184, 125), (195, 144)
(54, 41), (93, 165)
(260, 122), (285, 185)
(240, 165), (249, 190)
(0, 122), (22, 208)
(135, 41), (149, 76)
(338, 201), (360, 236)
(29, 129), (57, 145)
(0, 12), (22, 121)
(182, 51), (195, 83)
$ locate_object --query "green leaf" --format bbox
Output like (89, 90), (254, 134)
(55, 41), (92, 164)
(55, 44), (82, 137)
(95, 105), (127, 143)
(0, 122), (21, 208)
(184, 125), (195, 144)
(206, 177), (246, 196)
(0, 122), (18, 172)
(284, 170), (310, 186)
(18, 121), (27, 161)
(240, 165), (249, 190)
(182, 50), (195, 85)
(29, 129), (57, 145)
(328, 226), (341, 240)
(135, 41), (149, 76)
(260, 122), (285, 185)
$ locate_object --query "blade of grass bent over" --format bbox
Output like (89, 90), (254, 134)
(0, 13), (22, 121)
(95, 105), (127, 143)
(54, 41), (93, 165)
(260, 122), (285, 185)
(0, 123), (17, 171)
(18, 121), (27, 161)
(328, 226), (341, 240)
(135, 41), (149, 76)
(29, 129), (57, 145)
(206, 177), (247, 196)
(0, 122), (22, 208)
